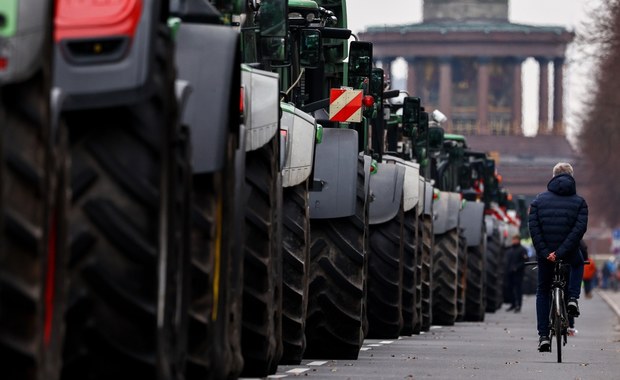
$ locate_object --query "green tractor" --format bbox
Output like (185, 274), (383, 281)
(0, 2), (65, 379)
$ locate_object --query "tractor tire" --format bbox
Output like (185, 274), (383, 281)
(456, 233), (467, 321)
(523, 261), (537, 295)
(0, 55), (64, 380)
(419, 214), (434, 332)
(60, 26), (187, 380)
(412, 210), (423, 335)
(185, 132), (239, 380)
(401, 209), (418, 336)
(432, 228), (459, 326)
(485, 230), (504, 313)
(464, 232), (487, 322)
(240, 135), (283, 377)
(305, 156), (367, 360)
(280, 181), (310, 364)
(367, 197), (404, 339)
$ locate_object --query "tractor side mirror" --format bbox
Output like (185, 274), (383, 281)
(402, 97), (421, 138)
(428, 126), (444, 150)
(300, 29), (321, 68)
(370, 68), (384, 104)
(347, 41), (372, 85)
(459, 164), (473, 189)
(259, 0), (289, 63)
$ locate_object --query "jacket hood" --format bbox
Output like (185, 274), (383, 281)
(547, 174), (576, 196)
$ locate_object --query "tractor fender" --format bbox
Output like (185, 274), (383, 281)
(417, 177), (425, 217)
(54, 0), (158, 109)
(383, 155), (420, 213)
(280, 103), (316, 187)
(309, 128), (358, 219)
(423, 180), (434, 217)
(241, 65), (279, 152)
(50, 87), (66, 137)
(369, 163), (405, 225)
(175, 80), (192, 120)
(176, 23), (240, 173)
(458, 201), (485, 247)
(0, 1), (49, 85)
(433, 191), (460, 235)
(363, 154), (372, 201)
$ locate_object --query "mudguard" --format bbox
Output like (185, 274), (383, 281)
(458, 201), (485, 247)
(417, 177), (425, 217)
(433, 191), (460, 235)
(280, 103), (316, 187)
(363, 154), (371, 200)
(54, 0), (159, 109)
(424, 180), (434, 217)
(0, 1), (49, 84)
(383, 155), (420, 213)
(309, 128), (358, 219)
(242, 65), (279, 152)
(175, 23), (239, 173)
(369, 163), (405, 225)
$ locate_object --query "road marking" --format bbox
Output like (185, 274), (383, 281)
(286, 368), (310, 375)
(267, 375), (288, 379)
(379, 340), (394, 344)
(360, 347), (371, 351)
(307, 361), (328, 366)
(368, 344), (382, 347)
(430, 326), (442, 330)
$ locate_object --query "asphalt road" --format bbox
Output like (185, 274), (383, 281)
(253, 290), (620, 380)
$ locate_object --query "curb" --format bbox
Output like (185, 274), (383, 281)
(597, 290), (620, 318)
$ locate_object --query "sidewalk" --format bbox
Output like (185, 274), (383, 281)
(597, 288), (620, 319)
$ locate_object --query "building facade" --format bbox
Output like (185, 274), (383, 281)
(359, 0), (574, 137)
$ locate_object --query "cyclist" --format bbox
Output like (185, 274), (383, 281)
(528, 162), (588, 352)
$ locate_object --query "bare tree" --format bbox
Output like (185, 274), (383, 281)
(579, 0), (620, 226)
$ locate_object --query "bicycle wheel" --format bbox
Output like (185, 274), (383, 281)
(554, 288), (563, 363)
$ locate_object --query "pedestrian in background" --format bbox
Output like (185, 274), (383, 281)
(582, 241), (596, 299)
(505, 233), (529, 312)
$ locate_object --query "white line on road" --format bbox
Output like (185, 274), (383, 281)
(267, 375), (288, 379)
(368, 344), (382, 347)
(306, 361), (328, 366)
(379, 340), (394, 344)
(360, 347), (371, 351)
(286, 368), (310, 375)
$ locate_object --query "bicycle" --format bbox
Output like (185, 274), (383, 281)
(526, 259), (589, 363)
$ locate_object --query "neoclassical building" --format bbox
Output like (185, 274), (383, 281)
(359, 0), (574, 136)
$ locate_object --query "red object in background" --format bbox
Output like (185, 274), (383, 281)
(55, 0), (143, 42)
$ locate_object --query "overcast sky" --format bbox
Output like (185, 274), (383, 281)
(346, 0), (603, 139)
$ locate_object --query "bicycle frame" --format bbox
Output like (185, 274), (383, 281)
(548, 261), (570, 362)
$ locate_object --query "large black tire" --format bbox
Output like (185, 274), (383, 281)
(412, 210), (423, 334)
(523, 260), (537, 295)
(60, 26), (186, 380)
(240, 135), (283, 377)
(305, 156), (367, 359)
(485, 230), (504, 313)
(456, 233), (467, 322)
(432, 228), (459, 326)
(464, 232), (487, 322)
(0, 45), (64, 380)
(401, 209), (418, 336)
(419, 214), (434, 332)
(185, 133), (239, 379)
(280, 182), (310, 364)
(367, 198), (404, 339)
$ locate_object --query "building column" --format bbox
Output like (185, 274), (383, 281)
(511, 57), (524, 135)
(382, 57), (396, 83)
(406, 58), (417, 97)
(553, 58), (565, 136)
(477, 57), (490, 135)
(537, 57), (550, 135)
(439, 57), (452, 130)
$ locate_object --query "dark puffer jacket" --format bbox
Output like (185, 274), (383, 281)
(528, 174), (588, 264)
